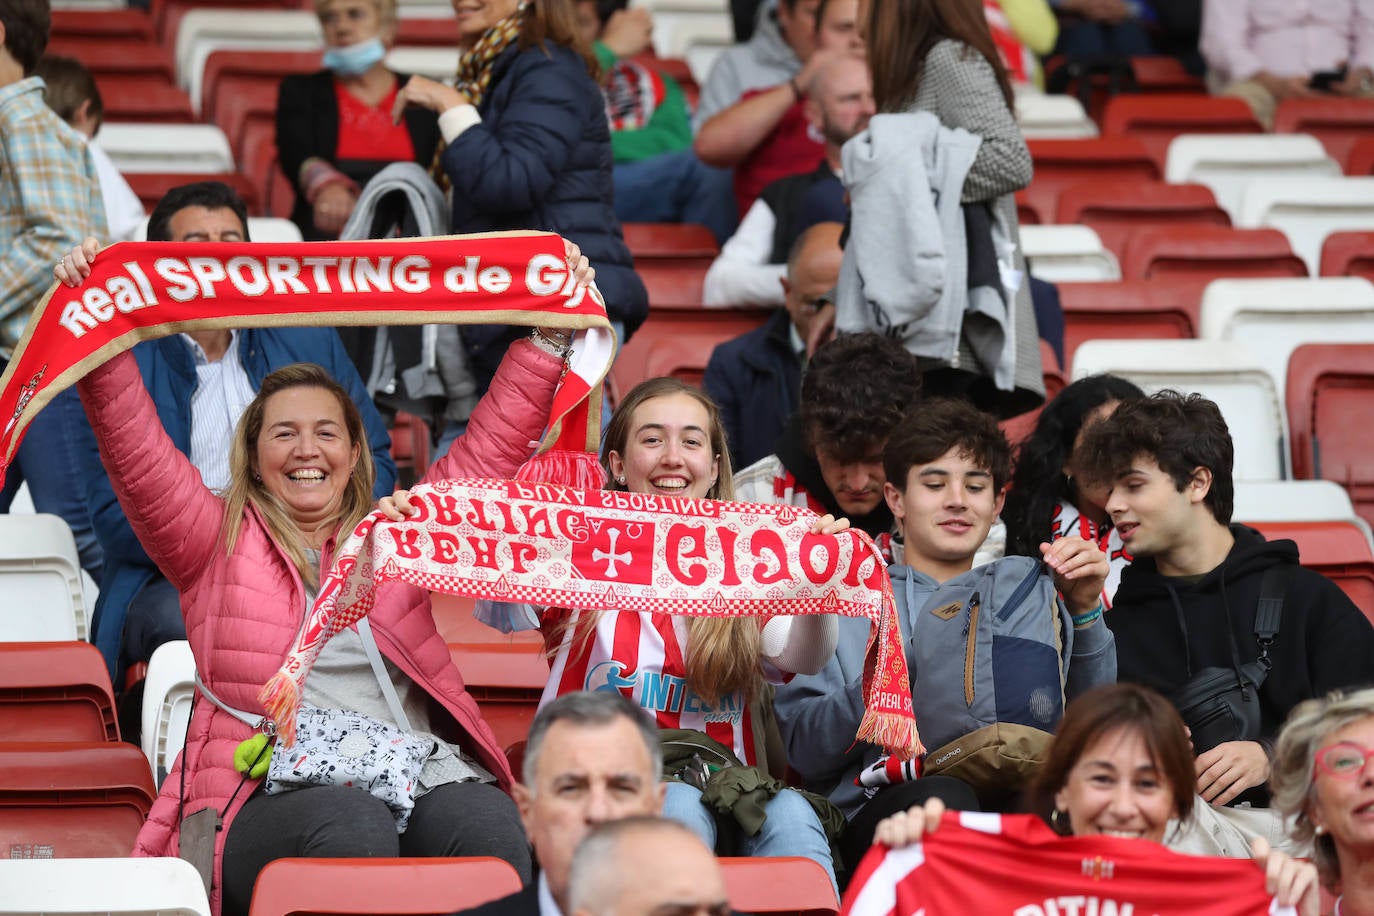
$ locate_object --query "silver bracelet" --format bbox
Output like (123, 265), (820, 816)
(528, 326), (573, 358)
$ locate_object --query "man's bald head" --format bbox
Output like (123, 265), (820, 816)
(783, 222), (843, 341)
(568, 817), (728, 916)
(806, 55), (874, 148)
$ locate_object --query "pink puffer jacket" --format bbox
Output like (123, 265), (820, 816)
(78, 339), (563, 916)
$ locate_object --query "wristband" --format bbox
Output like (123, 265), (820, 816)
(1072, 600), (1105, 629)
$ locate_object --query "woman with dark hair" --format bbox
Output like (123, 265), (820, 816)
(1002, 374), (1144, 606)
(1272, 687), (1374, 914)
(393, 0), (647, 394)
(840, 0), (1041, 416)
(872, 684), (1320, 915)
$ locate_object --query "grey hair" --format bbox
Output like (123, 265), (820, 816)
(1271, 686), (1374, 889)
(567, 816), (704, 915)
(523, 691), (663, 786)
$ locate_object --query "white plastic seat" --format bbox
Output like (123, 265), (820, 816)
(1018, 224), (1121, 282)
(1198, 276), (1374, 399)
(98, 124), (234, 174)
(1015, 93), (1099, 139)
(650, 10), (733, 59)
(0, 514), (89, 642)
(175, 10), (323, 114)
(385, 46), (460, 83)
(1165, 133), (1340, 221)
(0, 857), (210, 915)
(141, 640), (196, 787)
(1071, 338), (1289, 480)
(396, 0), (458, 14)
(1235, 176), (1374, 275)
(1233, 480), (1374, 551)
(132, 216), (303, 243)
(685, 43), (726, 87)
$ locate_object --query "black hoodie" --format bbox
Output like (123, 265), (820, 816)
(772, 415), (895, 540)
(1111, 524), (1374, 746)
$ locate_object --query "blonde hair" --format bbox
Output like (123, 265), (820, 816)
(313, 0), (397, 26)
(222, 363), (375, 587)
(570, 378), (759, 705)
(1271, 687), (1374, 891)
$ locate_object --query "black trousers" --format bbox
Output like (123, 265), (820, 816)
(838, 776), (981, 882)
(221, 782), (531, 916)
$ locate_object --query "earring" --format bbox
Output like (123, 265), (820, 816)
(616, 475), (626, 485)
(252, 471), (261, 482)
(1315, 824), (1326, 836)
(1050, 808), (1070, 834)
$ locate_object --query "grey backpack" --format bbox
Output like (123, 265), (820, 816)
(905, 556), (1071, 803)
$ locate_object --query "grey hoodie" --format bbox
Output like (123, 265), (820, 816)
(693, 0), (801, 130)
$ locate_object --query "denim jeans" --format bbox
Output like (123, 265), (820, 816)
(0, 385), (103, 581)
(613, 151), (738, 245)
(663, 781), (837, 894)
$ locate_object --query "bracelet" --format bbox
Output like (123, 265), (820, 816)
(1072, 601), (1105, 629)
(528, 326), (573, 358)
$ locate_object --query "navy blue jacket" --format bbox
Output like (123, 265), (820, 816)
(702, 308), (801, 470)
(76, 328), (396, 674)
(442, 41), (648, 389)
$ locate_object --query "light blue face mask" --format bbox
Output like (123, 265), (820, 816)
(322, 36), (387, 77)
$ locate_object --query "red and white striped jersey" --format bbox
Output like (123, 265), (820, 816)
(845, 812), (1293, 916)
(1050, 501), (1132, 609)
(539, 607), (784, 765)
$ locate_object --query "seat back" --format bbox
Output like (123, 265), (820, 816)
(1055, 180), (1229, 260)
(0, 642), (118, 742)
(1198, 277), (1374, 398)
(0, 742), (157, 858)
(607, 306), (771, 404)
(1014, 93), (1098, 139)
(141, 640), (196, 787)
(1071, 338), (1289, 480)
(1164, 133), (1340, 219)
(246, 856), (523, 916)
(1286, 343), (1374, 530)
(99, 123), (235, 173)
(1273, 97), (1374, 172)
(1101, 93), (1262, 168)
(174, 10), (323, 113)
(1321, 230), (1374, 281)
(1236, 176), (1374, 275)
(1018, 224), (1121, 282)
(1057, 278), (1204, 367)
(1245, 521), (1374, 625)
(384, 46), (461, 81)
(0, 856), (210, 916)
(1022, 137), (1159, 226)
(0, 513), (88, 641)
(718, 857), (841, 916)
(622, 222), (719, 261)
(125, 172), (259, 216)
(1121, 225), (1308, 281)
(635, 261), (710, 308)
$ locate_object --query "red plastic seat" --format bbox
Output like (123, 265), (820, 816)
(1101, 93), (1263, 170)
(0, 742), (156, 858)
(1023, 138), (1159, 232)
(51, 9), (155, 42)
(126, 172), (259, 216)
(1120, 225), (1308, 281)
(94, 75), (195, 123)
(393, 17), (461, 47)
(46, 38), (175, 83)
(1015, 189), (1041, 225)
(247, 856), (524, 916)
(609, 305), (771, 403)
(0, 642), (119, 743)
(635, 260), (711, 308)
(1286, 343), (1374, 531)
(1274, 97), (1374, 175)
(388, 411), (431, 489)
(1247, 521), (1374, 625)
(1129, 56), (1206, 94)
(1320, 231), (1374, 281)
(1057, 278), (1204, 367)
(1348, 137), (1374, 177)
(201, 49), (321, 128)
(152, 0), (301, 47)
(622, 222), (719, 260)
(1055, 180), (1229, 261)
(240, 118), (295, 219)
(719, 857), (841, 916)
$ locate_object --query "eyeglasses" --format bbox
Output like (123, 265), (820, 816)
(1315, 742), (1374, 778)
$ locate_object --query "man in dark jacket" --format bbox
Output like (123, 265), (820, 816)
(72, 181), (396, 681)
(1078, 390), (1374, 809)
(702, 222), (841, 469)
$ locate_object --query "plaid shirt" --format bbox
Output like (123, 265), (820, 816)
(0, 76), (105, 357)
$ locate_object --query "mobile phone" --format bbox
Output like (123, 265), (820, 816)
(1309, 68), (1347, 92)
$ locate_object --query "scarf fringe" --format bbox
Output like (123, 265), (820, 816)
(259, 672), (302, 746)
(515, 448), (606, 490)
(859, 711), (923, 762)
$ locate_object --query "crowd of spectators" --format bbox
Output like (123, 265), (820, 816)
(5, 0), (1374, 914)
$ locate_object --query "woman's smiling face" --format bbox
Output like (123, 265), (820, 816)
(607, 392), (719, 501)
(1055, 725), (1178, 844)
(254, 385), (360, 534)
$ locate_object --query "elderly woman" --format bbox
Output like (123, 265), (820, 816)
(59, 244), (593, 916)
(393, 0), (647, 394)
(874, 684), (1321, 914)
(1273, 687), (1374, 916)
(277, 0), (441, 239)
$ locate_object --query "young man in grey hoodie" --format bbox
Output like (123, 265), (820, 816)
(774, 398), (1116, 876)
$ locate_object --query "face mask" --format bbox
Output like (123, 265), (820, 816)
(322, 37), (387, 77)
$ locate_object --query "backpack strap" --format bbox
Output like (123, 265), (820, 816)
(1253, 563), (1295, 673)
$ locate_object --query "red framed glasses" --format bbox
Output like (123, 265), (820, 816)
(1315, 742), (1374, 779)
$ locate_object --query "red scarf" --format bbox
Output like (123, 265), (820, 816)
(260, 479), (922, 761)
